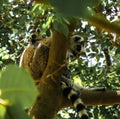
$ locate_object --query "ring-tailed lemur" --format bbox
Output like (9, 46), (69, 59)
(19, 33), (85, 80)
(19, 33), (105, 119)
(61, 34), (105, 118)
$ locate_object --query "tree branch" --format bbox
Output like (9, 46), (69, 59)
(41, 29), (68, 84)
(81, 90), (120, 106)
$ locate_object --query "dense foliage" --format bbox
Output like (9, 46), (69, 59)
(0, 0), (120, 119)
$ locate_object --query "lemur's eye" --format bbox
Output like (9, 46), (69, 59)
(31, 34), (37, 39)
(74, 35), (83, 42)
(30, 33), (37, 44)
(36, 28), (41, 33)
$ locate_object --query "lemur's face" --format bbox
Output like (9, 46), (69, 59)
(69, 35), (85, 57)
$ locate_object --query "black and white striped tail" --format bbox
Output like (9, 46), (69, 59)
(61, 82), (89, 119)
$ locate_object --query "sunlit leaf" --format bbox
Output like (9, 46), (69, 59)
(73, 76), (82, 85)
(0, 104), (6, 119)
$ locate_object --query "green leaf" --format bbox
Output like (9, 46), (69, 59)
(53, 20), (69, 37)
(47, 0), (100, 17)
(0, 105), (6, 119)
(6, 104), (32, 119)
(0, 64), (38, 109)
